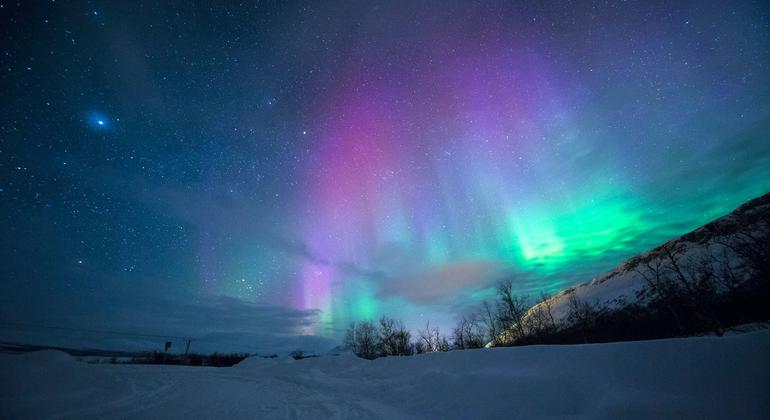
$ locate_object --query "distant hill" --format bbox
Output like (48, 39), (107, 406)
(517, 192), (770, 343)
(0, 341), (147, 358)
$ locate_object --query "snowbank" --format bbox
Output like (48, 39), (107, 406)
(2, 331), (769, 419)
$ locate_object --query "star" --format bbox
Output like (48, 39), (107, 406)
(87, 112), (111, 130)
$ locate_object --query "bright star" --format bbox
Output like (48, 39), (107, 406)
(87, 112), (111, 130)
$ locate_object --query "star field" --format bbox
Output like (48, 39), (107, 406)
(1, 1), (769, 343)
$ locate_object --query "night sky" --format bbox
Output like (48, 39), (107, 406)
(1, 1), (769, 352)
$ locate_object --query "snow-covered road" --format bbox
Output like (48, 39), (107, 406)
(2, 330), (769, 419)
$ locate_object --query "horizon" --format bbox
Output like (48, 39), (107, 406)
(2, 1), (770, 354)
(1, 192), (767, 355)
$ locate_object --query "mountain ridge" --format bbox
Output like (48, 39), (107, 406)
(527, 192), (770, 327)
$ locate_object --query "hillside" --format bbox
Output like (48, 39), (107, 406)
(526, 193), (770, 328)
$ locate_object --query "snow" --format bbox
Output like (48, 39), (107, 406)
(2, 331), (769, 419)
(543, 239), (748, 324)
(536, 195), (770, 324)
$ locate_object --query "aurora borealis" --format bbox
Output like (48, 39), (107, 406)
(1, 1), (769, 350)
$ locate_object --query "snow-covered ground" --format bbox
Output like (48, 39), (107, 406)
(2, 331), (769, 419)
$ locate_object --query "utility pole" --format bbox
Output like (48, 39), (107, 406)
(184, 339), (191, 355)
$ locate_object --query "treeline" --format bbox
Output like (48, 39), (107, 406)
(344, 201), (770, 359)
(95, 350), (320, 366)
(344, 279), (552, 359)
(116, 352), (251, 367)
(343, 317), (423, 360)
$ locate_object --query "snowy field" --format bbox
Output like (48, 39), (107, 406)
(2, 330), (769, 419)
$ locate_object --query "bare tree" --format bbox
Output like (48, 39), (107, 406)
(538, 291), (557, 330)
(343, 321), (379, 360)
(566, 294), (598, 343)
(496, 279), (529, 344)
(452, 314), (485, 350)
(705, 243), (742, 293)
(481, 300), (499, 346)
(417, 321), (450, 352)
(417, 321), (434, 352)
(523, 291), (558, 341)
(378, 316), (396, 356)
(661, 243), (723, 335)
(451, 318), (467, 350)
(715, 219), (770, 285)
(635, 258), (685, 335)
(437, 334), (450, 352)
(378, 316), (413, 356)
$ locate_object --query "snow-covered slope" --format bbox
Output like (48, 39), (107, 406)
(533, 193), (770, 323)
(2, 330), (769, 419)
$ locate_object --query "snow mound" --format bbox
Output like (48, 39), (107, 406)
(14, 349), (75, 364)
(1, 349), (133, 419)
